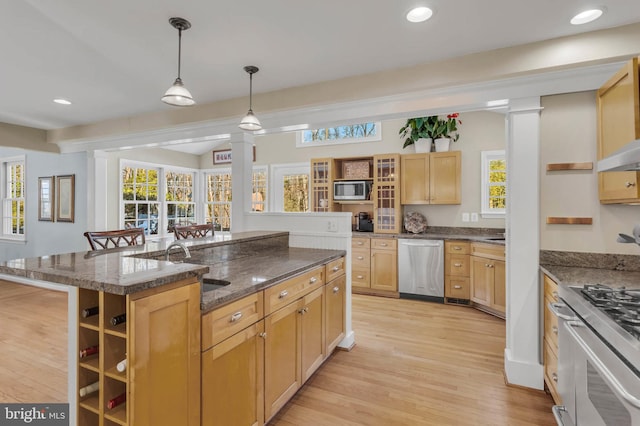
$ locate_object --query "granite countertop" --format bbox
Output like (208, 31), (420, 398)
(540, 264), (640, 291)
(197, 247), (345, 313)
(352, 230), (506, 245)
(0, 231), (287, 295)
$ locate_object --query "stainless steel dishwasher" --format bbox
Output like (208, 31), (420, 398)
(398, 239), (444, 302)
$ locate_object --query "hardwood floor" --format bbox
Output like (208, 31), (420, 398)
(269, 295), (556, 426)
(0, 282), (555, 425)
(0, 280), (67, 403)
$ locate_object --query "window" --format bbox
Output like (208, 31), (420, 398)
(165, 170), (195, 230)
(205, 170), (232, 232)
(252, 166), (267, 212)
(2, 157), (25, 239)
(271, 163), (310, 212)
(296, 122), (381, 147)
(481, 150), (506, 218)
(122, 165), (160, 235)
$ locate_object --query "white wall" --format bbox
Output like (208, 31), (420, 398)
(540, 91), (640, 254)
(0, 148), (87, 261)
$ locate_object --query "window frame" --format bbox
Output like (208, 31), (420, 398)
(1, 155), (26, 241)
(270, 162), (310, 212)
(204, 167), (233, 232)
(480, 150), (506, 219)
(295, 122), (382, 148)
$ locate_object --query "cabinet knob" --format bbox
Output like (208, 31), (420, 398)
(485, 263), (490, 267)
(357, 256), (364, 260)
(453, 246), (462, 251)
(552, 291), (558, 299)
(552, 373), (558, 383)
(454, 285), (462, 289)
(332, 266), (340, 272)
(357, 275), (364, 279)
(380, 243), (388, 247)
(259, 332), (267, 339)
(552, 326), (558, 335)
(279, 290), (289, 299)
(625, 181), (637, 188)
(357, 241), (364, 245)
(298, 307), (309, 315)
(309, 277), (318, 284)
(229, 312), (243, 323)
(454, 263), (462, 267)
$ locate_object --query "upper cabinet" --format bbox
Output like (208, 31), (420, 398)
(373, 154), (402, 234)
(310, 158), (335, 212)
(401, 152), (461, 205)
(597, 57), (640, 203)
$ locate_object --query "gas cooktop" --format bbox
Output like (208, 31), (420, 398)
(581, 284), (640, 340)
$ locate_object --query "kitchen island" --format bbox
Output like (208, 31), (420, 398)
(0, 231), (346, 426)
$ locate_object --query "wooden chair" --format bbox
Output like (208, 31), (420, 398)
(84, 228), (146, 251)
(173, 224), (214, 240)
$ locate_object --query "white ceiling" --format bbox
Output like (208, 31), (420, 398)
(2, 0), (640, 134)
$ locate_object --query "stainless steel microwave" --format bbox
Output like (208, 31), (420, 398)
(334, 180), (372, 200)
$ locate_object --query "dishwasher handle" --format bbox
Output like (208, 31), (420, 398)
(399, 241), (442, 248)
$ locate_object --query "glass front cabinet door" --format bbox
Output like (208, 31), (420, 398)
(373, 154), (401, 234)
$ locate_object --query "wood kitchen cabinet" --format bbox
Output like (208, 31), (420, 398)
(373, 154), (402, 234)
(401, 152), (461, 205)
(351, 237), (398, 296)
(264, 267), (326, 422)
(444, 240), (471, 305)
(325, 274), (346, 354)
(77, 279), (201, 426)
(470, 243), (505, 318)
(543, 274), (562, 405)
(310, 158), (335, 212)
(597, 57), (640, 203)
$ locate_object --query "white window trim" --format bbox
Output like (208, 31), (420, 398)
(295, 122), (382, 148)
(270, 162), (310, 212)
(1, 155), (26, 242)
(203, 167), (232, 231)
(252, 165), (268, 212)
(480, 150), (506, 219)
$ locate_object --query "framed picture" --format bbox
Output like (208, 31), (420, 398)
(56, 174), (75, 223)
(212, 147), (256, 165)
(38, 176), (55, 221)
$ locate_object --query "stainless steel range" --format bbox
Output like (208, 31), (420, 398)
(552, 282), (640, 425)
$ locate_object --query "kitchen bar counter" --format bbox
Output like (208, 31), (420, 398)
(540, 264), (640, 291)
(352, 229), (506, 245)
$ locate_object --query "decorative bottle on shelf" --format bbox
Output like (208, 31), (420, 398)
(79, 381), (99, 397)
(81, 306), (99, 318)
(116, 358), (127, 373)
(110, 313), (126, 326)
(107, 392), (126, 409)
(79, 345), (99, 358)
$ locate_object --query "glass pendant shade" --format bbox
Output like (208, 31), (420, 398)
(162, 78), (195, 106)
(239, 109), (262, 131)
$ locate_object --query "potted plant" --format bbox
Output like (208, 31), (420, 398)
(399, 113), (462, 152)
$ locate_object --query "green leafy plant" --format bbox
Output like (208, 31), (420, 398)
(399, 113), (462, 148)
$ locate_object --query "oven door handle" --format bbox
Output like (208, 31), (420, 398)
(548, 302), (578, 322)
(565, 320), (640, 409)
(552, 405), (574, 426)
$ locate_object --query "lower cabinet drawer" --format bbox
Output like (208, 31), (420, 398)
(265, 266), (325, 314)
(202, 292), (264, 351)
(543, 340), (561, 405)
(326, 257), (346, 282)
(445, 277), (470, 299)
(544, 296), (559, 350)
(447, 254), (470, 276)
(352, 249), (370, 269)
(352, 268), (370, 288)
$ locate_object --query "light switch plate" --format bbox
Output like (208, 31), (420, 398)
(471, 212), (479, 222)
(462, 213), (470, 222)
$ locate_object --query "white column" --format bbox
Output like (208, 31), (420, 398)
(504, 97), (544, 389)
(231, 133), (255, 232)
(87, 150), (108, 231)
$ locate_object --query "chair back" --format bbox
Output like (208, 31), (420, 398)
(84, 228), (146, 251)
(173, 224), (214, 240)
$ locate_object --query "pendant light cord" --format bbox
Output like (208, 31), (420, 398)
(177, 27), (182, 80)
(249, 73), (253, 111)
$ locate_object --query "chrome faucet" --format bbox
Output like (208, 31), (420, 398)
(165, 241), (191, 261)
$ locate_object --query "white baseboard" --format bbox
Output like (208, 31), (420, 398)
(337, 330), (356, 350)
(504, 348), (544, 390)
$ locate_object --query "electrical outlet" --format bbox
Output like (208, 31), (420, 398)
(471, 212), (479, 222)
(327, 219), (338, 232)
(462, 212), (470, 222)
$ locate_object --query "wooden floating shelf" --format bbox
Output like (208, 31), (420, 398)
(546, 217), (593, 225)
(546, 162), (593, 171)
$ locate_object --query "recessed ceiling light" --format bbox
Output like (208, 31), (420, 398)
(570, 8), (604, 25)
(406, 7), (433, 23)
(53, 98), (72, 105)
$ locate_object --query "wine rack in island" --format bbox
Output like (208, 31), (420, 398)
(77, 278), (201, 426)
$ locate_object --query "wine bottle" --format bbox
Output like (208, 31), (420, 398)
(116, 358), (127, 373)
(79, 345), (99, 358)
(81, 306), (99, 318)
(79, 381), (99, 397)
(110, 313), (126, 326)
(107, 392), (126, 409)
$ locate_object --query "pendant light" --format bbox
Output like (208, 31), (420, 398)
(162, 17), (195, 107)
(239, 65), (262, 131)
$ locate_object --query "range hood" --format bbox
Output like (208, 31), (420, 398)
(597, 139), (640, 172)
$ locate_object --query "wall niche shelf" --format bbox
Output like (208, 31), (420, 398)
(546, 162), (593, 171)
